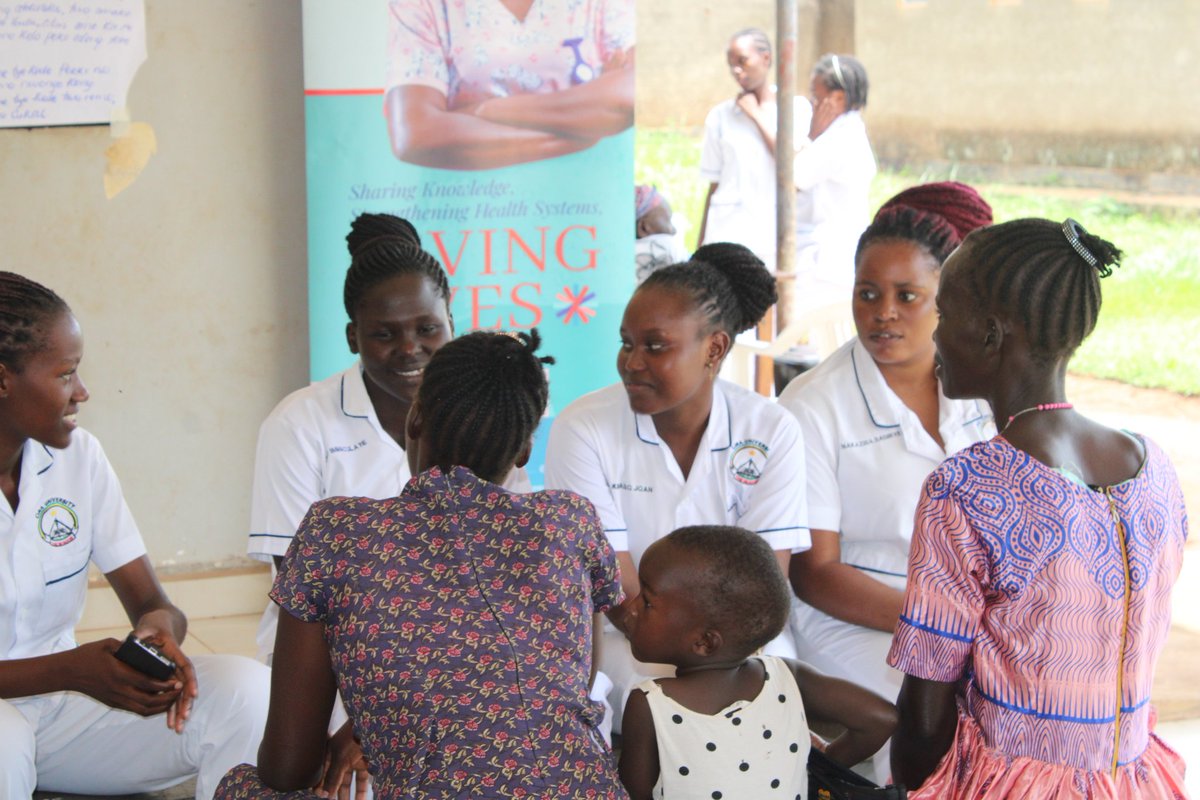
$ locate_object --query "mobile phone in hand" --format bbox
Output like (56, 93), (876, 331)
(114, 633), (178, 680)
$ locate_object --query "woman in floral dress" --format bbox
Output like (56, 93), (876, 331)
(218, 330), (626, 799)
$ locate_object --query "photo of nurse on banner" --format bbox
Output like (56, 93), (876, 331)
(384, 0), (635, 171)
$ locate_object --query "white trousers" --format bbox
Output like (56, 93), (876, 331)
(0, 654), (270, 800)
(789, 596), (902, 783)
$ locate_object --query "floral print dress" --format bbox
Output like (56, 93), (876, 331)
(218, 465), (626, 799)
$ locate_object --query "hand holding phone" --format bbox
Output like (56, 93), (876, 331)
(114, 633), (178, 680)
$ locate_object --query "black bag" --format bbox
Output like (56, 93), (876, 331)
(808, 748), (907, 800)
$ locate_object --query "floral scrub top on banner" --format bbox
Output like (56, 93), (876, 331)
(272, 466), (626, 800)
(387, 0), (635, 109)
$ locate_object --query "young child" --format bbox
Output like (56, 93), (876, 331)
(618, 525), (896, 799)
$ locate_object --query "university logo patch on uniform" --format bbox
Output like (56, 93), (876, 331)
(730, 439), (769, 485)
(37, 497), (79, 547)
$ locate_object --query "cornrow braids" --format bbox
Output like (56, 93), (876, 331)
(876, 181), (993, 243)
(731, 27), (771, 57)
(346, 212), (421, 257)
(0, 272), (70, 371)
(664, 525), (791, 656)
(956, 218), (1122, 364)
(342, 236), (451, 322)
(417, 328), (555, 483)
(812, 53), (869, 110)
(855, 205), (962, 267)
(641, 242), (777, 337)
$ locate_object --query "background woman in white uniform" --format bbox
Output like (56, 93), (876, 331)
(698, 28), (812, 272)
(546, 243), (809, 725)
(0, 272), (268, 799)
(777, 182), (995, 778)
(794, 53), (876, 314)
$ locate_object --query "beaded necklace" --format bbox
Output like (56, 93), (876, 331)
(1003, 402), (1073, 432)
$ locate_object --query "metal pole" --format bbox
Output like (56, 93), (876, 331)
(775, 0), (798, 335)
(753, 0), (799, 395)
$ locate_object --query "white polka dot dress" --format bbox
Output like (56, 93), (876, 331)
(639, 656), (810, 799)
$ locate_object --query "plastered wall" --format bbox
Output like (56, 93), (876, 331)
(859, 0), (1200, 175)
(0, 2), (308, 570)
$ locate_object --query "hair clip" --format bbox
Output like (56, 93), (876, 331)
(830, 54), (846, 89)
(1061, 218), (1109, 277)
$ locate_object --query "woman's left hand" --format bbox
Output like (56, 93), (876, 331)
(132, 624), (197, 734)
(316, 721), (370, 800)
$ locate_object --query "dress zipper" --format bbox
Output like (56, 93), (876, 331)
(1105, 487), (1133, 779)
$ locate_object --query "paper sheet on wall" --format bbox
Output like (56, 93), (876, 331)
(0, 0), (146, 128)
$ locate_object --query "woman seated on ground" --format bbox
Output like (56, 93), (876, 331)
(778, 182), (995, 779)
(219, 330), (626, 799)
(889, 218), (1189, 797)
(0, 272), (269, 800)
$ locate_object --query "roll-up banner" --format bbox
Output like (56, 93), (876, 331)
(302, 0), (635, 487)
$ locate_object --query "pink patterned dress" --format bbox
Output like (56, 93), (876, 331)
(217, 465), (626, 799)
(888, 435), (1189, 798)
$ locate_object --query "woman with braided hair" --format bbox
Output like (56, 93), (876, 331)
(777, 182), (995, 779)
(888, 219), (1189, 796)
(545, 242), (809, 731)
(697, 28), (812, 272)
(219, 329), (625, 799)
(0, 272), (269, 799)
(247, 213), (531, 666)
(246, 213), (532, 793)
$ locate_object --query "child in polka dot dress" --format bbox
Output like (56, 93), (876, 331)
(618, 526), (896, 799)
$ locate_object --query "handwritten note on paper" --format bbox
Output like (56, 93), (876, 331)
(0, 1), (146, 128)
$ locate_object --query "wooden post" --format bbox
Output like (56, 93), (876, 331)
(762, 0), (799, 396)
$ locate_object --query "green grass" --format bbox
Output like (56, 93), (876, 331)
(636, 129), (1200, 395)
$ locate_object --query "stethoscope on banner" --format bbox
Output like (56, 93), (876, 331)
(561, 37), (595, 85)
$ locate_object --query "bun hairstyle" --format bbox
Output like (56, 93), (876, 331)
(856, 181), (994, 266)
(812, 53), (869, 110)
(0, 271), (70, 371)
(341, 213), (451, 322)
(416, 328), (555, 483)
(640, 242), (777, 337)
(346, 212), (421, 255)
(954, 217), (1122, 364)
(664, 525), (791, 656)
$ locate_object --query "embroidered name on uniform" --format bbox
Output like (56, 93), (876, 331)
(37, 497), (79, 547)
(841, 431), (902, 449)
(610, 481), (653, 493)
(730, 439), (769, 485)
(329, 440), (369, 454)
